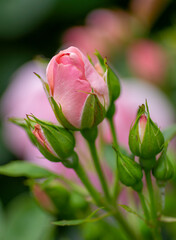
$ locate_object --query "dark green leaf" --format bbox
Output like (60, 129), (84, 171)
(0, 161), (57, 178)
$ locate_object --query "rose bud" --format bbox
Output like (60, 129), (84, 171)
(114, 147), (143, 189)
(46, 46), (109, 130)
(32, 181), (70, 216)
(152, 144), (174, 186)
(32, 180), (89, 217)
(10, 115), (76, 164)
(129, 101), (164, 159)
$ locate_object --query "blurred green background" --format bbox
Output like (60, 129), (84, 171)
(0, 0), (176, 239)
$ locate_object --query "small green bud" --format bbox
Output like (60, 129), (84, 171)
(152, 145), (174, 183)
(129, 101), (164, 159)
(31, 116), (75, 161)
(32, 180), (70, 216)
(115, 148), (143, 187)
(10, 115), (76, 163)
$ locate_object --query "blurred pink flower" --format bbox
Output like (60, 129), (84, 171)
(102, 79), (175, 148)
(62, 9), (136, 59)
(62, 26), (108, 58)
(127, 40), (168, 84)
(0, 61), (77, 179)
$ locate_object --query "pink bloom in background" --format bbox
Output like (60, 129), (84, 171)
(127, 40), (167, 84)
(102, 79), (175, 148)
(62, 9), (136, 58)
(86, 9), (133, 46)
(46, 46), (109, 129)
(62, 26), (108, 59)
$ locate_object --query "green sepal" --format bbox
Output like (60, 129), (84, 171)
(81, 94), (105, 129)
(94, 50), (106, 72)
(152, 145), (174, 182)
(115, 148), (143, 187)
(50, 97), (78, 131)
(141, 117), (164, 159)
(104, 58), (121, 104)
(94, 50), (121, 105)
(129, 110), (144, 157)
(35, 140), (61, 162)
(34, 72), (50, 99)
(30, 115), (75, 159)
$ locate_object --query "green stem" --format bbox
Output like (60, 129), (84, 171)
(159, 186), (165, 212)
(108, 117), (118, 147)
(108, 117), (120, 201)
(88, 141), (111, 201)
(113, 209), (141, 240)
(74, 162), (102, 205)
(138, 192), (150, 222)
(74, 162), (140, 240)
(145, 170), (162, 240)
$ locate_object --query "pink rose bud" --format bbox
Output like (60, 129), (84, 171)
(46, 46), (109, 130)
(138, 114), (147, 142)
(129, 102), (165, 161)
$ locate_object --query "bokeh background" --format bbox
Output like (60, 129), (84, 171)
(0, 0), (176, 239)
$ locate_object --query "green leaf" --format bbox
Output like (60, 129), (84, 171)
(3, 194), (55, 240)
(0, 161), (57, 178)
(53, 207), (109, 226)
(159, 216), (176, 222)
(119, 204), (144, 221)
(162, 125), (176, 142)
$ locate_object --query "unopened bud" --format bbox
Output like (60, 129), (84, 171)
(129, 101), (164, 159)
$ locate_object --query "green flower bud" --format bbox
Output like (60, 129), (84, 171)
(10, 115), (75, 163)
(152, 145), (174, 183)
(115, 148), (143, 187)
(129, 102), (164, 159)
(32, 181), (70, 215)
(32, 179), (89, 217)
